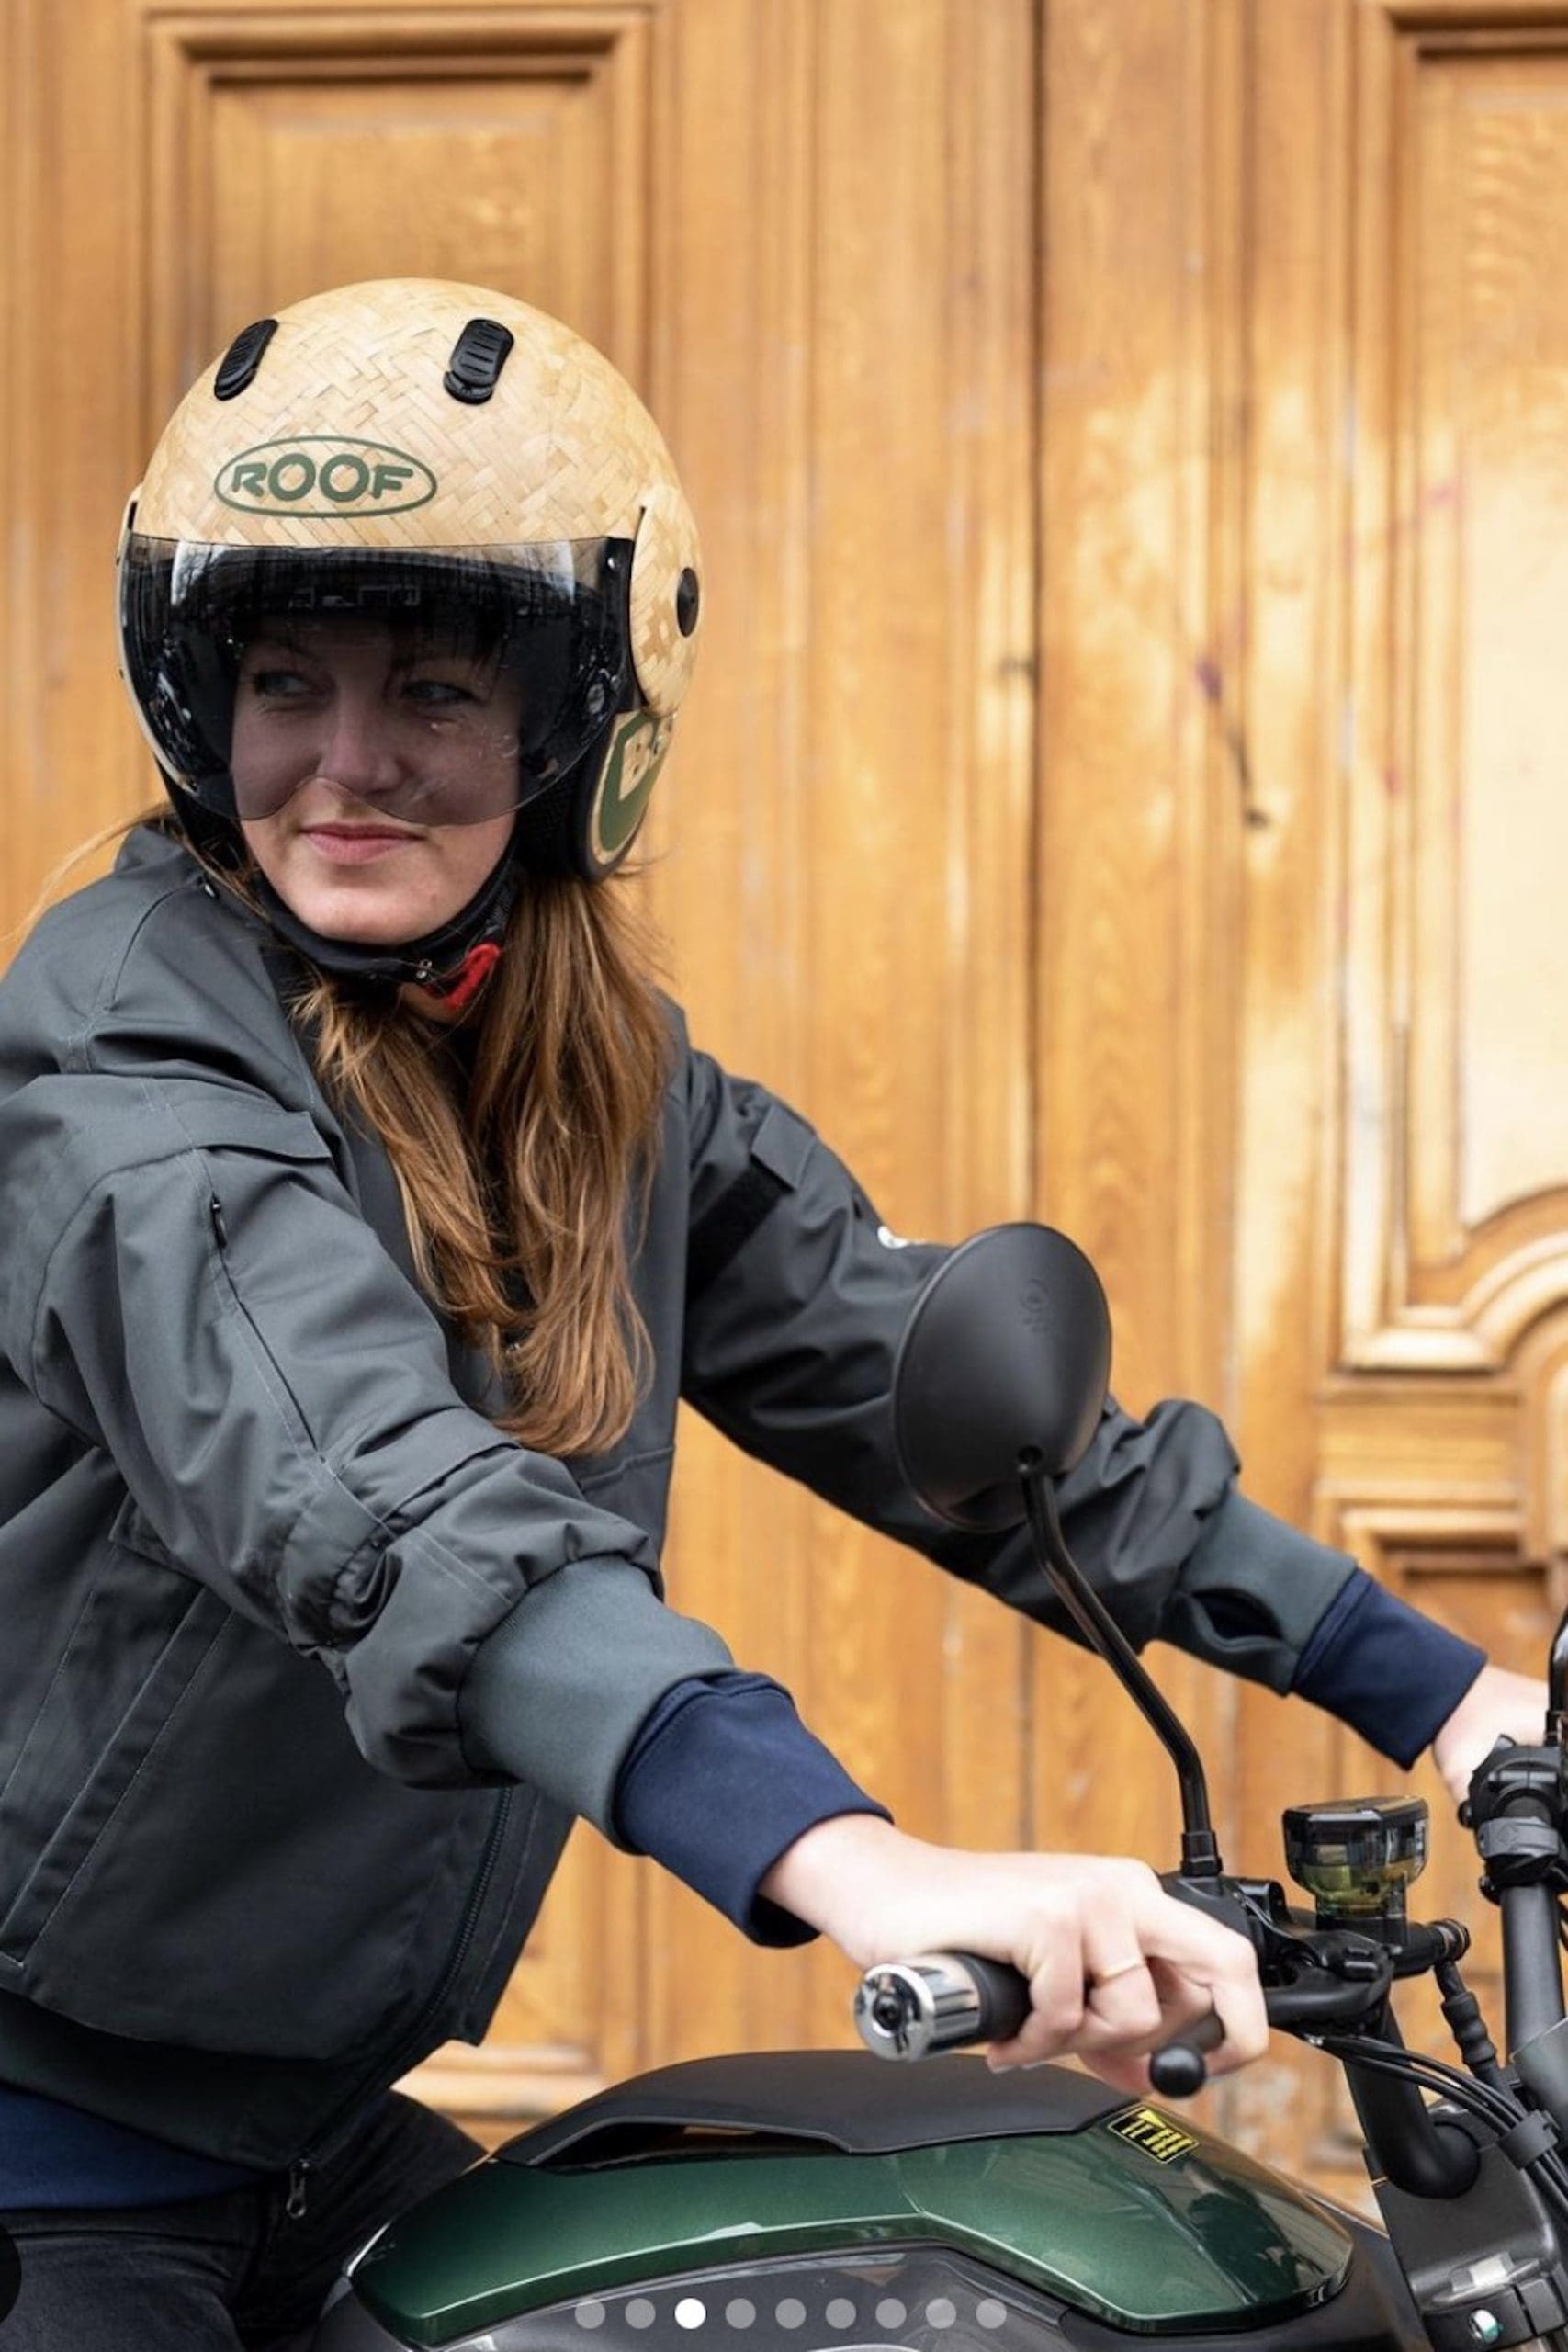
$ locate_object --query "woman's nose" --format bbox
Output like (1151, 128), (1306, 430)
(315, 691), (403, 800)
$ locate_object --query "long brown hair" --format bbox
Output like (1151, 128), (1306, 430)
(31, 806), (673, 1459)
(288, 867), (672, 1459)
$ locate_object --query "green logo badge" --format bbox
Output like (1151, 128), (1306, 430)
(1108, 2106), (1197, 2165)
(215, 437), (436, 517)
(592, 711), (673, 863)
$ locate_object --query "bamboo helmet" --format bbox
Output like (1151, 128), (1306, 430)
(117, 278), (702, 990)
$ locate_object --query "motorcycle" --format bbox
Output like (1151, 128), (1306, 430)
(316, 1225), (1568, 2352)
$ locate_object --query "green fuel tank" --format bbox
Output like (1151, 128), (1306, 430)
(318, 2053), (1422, 2352)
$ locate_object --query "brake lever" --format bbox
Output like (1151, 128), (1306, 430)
(1149, 1875), (1395, 2091)
(1263, 1930), (1393, 2028)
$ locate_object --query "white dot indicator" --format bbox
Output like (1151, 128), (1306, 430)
(576, 2304), (607, 2331)
(675, 2300), (707, 2330)
(776, 2300), (807, 2329)
(826, 2301), (857, 2329)
(928, 2300), (957, 2329)
(876, 2301), (908, 2330)
(976, 2302), (1009, 2330)
(627, 2302), (658, 2331)
(726, 2303), (756, 2331)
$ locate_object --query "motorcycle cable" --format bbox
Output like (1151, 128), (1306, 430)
(1335, 1984), (1568, 2220)
(1310, 2033), (1568, 2233)
(1311, 2034), (1522, 2132)
(1433, 1951), (1515, 2099)
(1312, 2051), (1568, 2241)
(1372, 1998), (1518, 2112)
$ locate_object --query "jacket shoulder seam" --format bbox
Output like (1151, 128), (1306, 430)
(61, 873), (214, 1075)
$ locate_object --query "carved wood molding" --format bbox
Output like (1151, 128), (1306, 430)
(1339, 3), (1568, 1372)
(1314, 1360), (1526, 1559)
(137, 1), (656, 420)
(1379, 1), (1568, 28)
(1317, 1490), (1523, 1577)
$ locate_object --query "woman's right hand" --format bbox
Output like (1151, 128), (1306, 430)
(759, 1815), (1269, 2097)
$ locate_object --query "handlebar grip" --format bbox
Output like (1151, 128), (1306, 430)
(1148, 2009), (1224, 2098)
(852, 1959), (1231, 2093)
(853, 1952), (1030, 2059)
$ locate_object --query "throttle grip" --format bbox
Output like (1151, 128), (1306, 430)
(854, 1953), (1227, 2096)
(854, 1951), (1029, 2059)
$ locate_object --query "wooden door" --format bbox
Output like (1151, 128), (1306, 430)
(1230, 0), (1568, 2199)
(1031, 0), (1568, 2202)
(1, 0), (1039, 2143)
(9, 0), (1568, 2205)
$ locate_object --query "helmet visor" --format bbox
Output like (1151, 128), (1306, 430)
(118, 535), (634, 827)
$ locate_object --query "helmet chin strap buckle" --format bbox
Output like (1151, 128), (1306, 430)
(415, 940), (502, 1016)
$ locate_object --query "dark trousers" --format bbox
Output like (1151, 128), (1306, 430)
(0, 2091), (481, 2348)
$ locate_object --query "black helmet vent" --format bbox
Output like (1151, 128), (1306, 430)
(213, 319), (278, 401)
(445, 316), (515, 404)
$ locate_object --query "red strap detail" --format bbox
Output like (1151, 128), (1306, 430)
(424, 941), (502, 1016)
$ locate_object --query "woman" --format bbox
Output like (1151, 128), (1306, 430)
(0, 279), (1537, 2347)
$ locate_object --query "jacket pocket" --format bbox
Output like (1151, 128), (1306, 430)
(10, 1598), (499, 2059)
(0, 1531), (231, 1967)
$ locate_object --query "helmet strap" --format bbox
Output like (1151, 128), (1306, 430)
(413, 939), (503, 1016)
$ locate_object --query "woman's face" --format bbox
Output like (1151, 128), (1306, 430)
(231, 616), (523, 946)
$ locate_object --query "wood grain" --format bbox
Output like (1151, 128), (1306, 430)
(7, 0), (1568, 2206)
(3, 0), (1037, 2132)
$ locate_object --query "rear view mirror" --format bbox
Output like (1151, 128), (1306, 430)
(891, 1223), (1111, 1533)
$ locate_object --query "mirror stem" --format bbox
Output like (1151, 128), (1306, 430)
(1019, 1452), (1222, 1878)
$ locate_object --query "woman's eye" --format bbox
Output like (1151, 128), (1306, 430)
(404, 677), (477, 709)
(244, 667), (316, 701)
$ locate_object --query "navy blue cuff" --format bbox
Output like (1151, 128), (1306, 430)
(613, 1673), (891, 1946)
(1292, 1571), (1486, 1768)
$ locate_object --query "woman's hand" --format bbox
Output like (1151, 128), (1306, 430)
(1430, 1664), (1550, 1806)
(759, 1816), (1268, 2097)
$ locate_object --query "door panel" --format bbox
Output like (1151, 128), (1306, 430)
(6, 0), (1566, 2199)
(1231, 0), (1568, 2198)
(1, 0), (1037, 2140)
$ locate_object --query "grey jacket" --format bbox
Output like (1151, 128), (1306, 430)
(0, 825), (1354, 2167)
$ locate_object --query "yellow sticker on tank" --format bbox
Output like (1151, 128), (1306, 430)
(1107, 2106), (1198, 2164)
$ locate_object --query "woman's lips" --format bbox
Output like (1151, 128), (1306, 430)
(303, 826), (421, 866)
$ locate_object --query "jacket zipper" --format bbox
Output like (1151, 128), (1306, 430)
(281, 1787), (513, 2219)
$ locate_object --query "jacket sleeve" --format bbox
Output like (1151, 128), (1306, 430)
(0, 1069), (729, 1801)
(678, 1046), (1359, 1690)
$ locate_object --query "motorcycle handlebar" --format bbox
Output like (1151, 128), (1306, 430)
(852, 1951), (1224, 2091)
(1500, 1881), (1568, 2055)
(852, 1925), (1395, 2092)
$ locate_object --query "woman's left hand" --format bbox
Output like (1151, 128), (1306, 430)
(1430, 1664), (1551, 1805)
